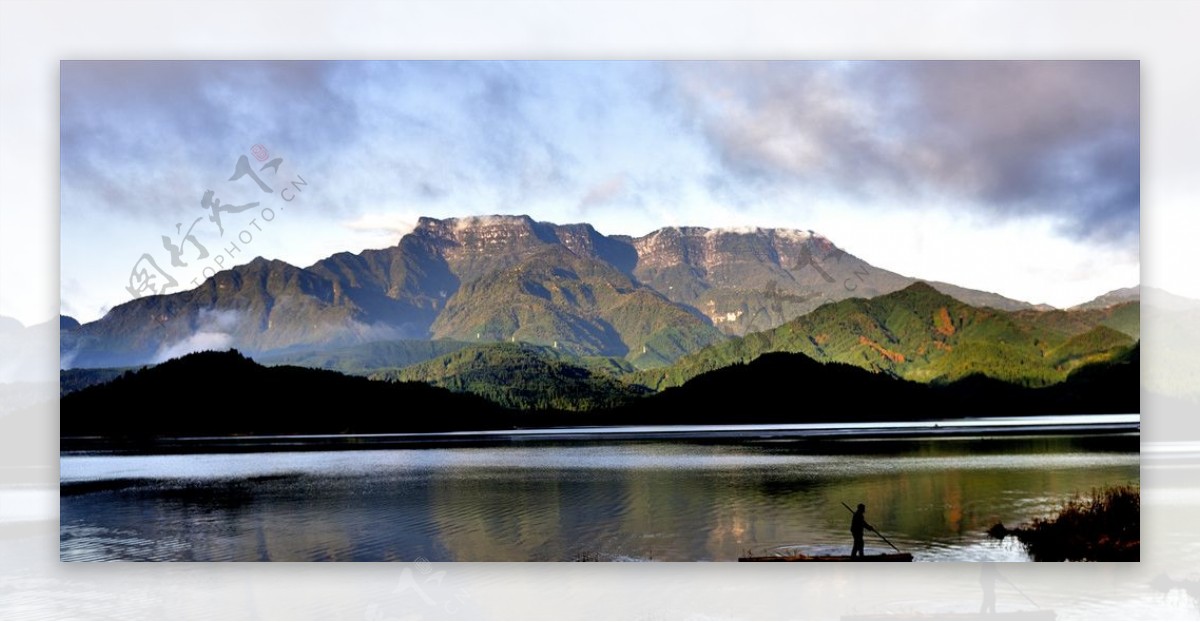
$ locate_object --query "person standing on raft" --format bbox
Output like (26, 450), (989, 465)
(850, 503), (873, 558)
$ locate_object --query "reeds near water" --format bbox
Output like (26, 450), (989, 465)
(989, 485), (1139, 561)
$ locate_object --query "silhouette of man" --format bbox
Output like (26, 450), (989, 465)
(980, 562), (997, 614)
(850, 503), (873, 558)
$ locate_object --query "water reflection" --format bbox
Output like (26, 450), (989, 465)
(60, 435), (1139, 562)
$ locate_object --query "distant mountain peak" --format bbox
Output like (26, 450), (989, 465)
(1071, 285), (1141, 310)
(1142, 286), (1200, 311)
(238, 256), (292, 271)
(897, 281), (944, 296)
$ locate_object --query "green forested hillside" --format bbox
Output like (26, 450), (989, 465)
(623, 345), (1138, 423)
(60, 346), (1138, 449)
(371, 342), (649, 411)
(634, 283), (1139, 390)
(429, 246), (726, 365)
(60, 350), (510, 440)
(258, 339), (472, 374)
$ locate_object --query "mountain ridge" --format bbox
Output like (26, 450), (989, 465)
(633, 282), (1138, 391)
(63, 214), (1093, 369)
(59, 345), (1138, 448)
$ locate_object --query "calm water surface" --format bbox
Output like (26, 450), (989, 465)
(59, 434), (1139, 562)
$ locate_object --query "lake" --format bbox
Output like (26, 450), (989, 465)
(59, 429), (1138, 562)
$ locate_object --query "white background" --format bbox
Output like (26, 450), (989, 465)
(2, 1), (1198, 619)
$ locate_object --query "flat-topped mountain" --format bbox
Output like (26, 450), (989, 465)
(63, 215), (1048, 369)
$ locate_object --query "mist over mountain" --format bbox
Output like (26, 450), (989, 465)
(63, 215), (1061, 370)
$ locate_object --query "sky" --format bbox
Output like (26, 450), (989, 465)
(59, 60), (1140, 323)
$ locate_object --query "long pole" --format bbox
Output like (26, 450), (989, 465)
(841, 502), (902, 553)
(995, 568), (1041, 609)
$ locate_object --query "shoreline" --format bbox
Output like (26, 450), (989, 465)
(60, 415), (1139, 455)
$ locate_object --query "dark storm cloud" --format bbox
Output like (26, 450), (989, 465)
(898, 61), (1139, 243)
(666, 61), (1139, 247)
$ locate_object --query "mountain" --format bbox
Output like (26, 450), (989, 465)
(1, 315), (61, 383)
(60, 349), (509, 441)
(62, 257), (372, 368)
(622, 347), (1138, 424)
(1141, 288), (1200, 401)
(1143, 286), (1200, 311)
(60, 338), (480, 397)
(426, 245), (722, 365)
(635, 282), (1138, 390)
(371, 342), (650, 411)
(257, 339), (473, 374)
(60, 346), (1138, 449)
(626, 226), (1035, 337)
(63, 215), (1042, 370)
(60, 367), (130, 396)
(63, 216), (725, 369)
(1072, 286), (1141, 310)
(1011, 302), (1141, 341)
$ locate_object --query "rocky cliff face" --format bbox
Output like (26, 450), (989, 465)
(408, 215), (638, 280)
(630, 226), (916, 334)
(63, 214), (1036, 369)
(631, 226), (820, 271)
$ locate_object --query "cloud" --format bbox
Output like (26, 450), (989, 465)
(898, 61), (1139, 242)
(462, 62), (579, 202)
(344, 319), (412, 342)
(60, 61), (361, 220)
(60, 60), (598, 236)
(342, 213), (419, 245)
(577, 174), (629, 212)
(666, 61), (1140, 247)
(298, 61), (585, 218)
(152, 331), (233, 363)
(151, 308), (240, 363)
(60, 61), (1141, 318)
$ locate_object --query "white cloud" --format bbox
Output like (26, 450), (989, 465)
(151, 309), (241, 363)
(812, 202), (1140, 308)
(57, 61), (1142, 318)
(153, 331), (235, 363)
(577, 174), (629, 211)
(343, 212), (419, 241)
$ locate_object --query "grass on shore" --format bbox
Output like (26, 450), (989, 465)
(989, 484), (1139, 562)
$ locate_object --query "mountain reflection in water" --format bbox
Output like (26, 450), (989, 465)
(60, 435), (1138, 562)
